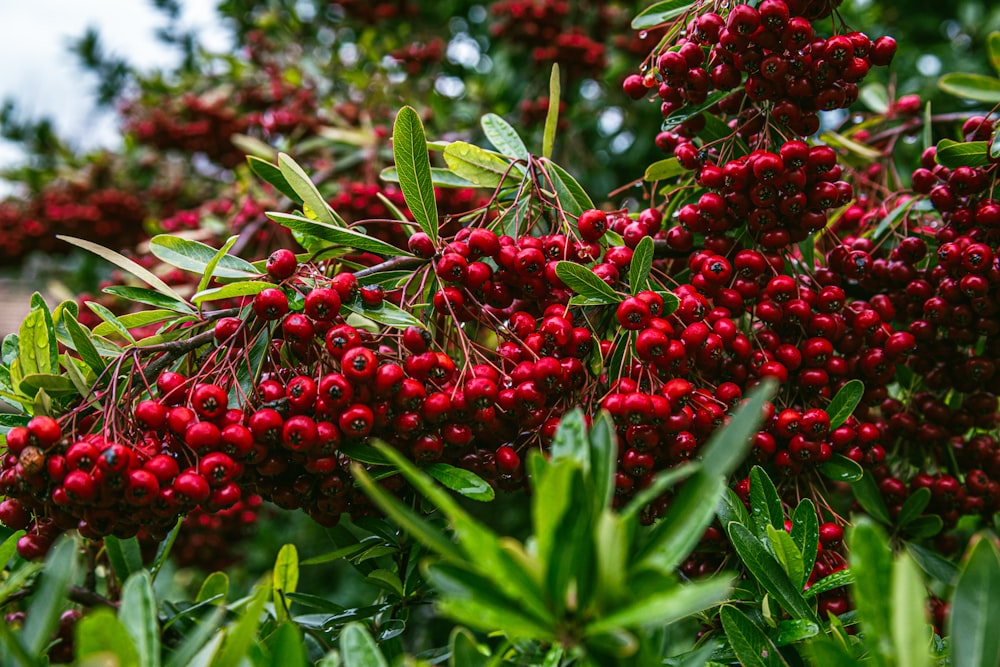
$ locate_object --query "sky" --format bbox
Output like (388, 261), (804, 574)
(0, 1), (229, 170)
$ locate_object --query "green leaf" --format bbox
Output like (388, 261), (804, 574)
(906, 541), (958, 584)
(196, 572), (229, 604)
(622, 462), (699, 521)
(827, 379), (863, 428)
(93, 309), (180, 337)
(58, 234), (188, 303)
(105, 535), (144, 581)
(197, 235), (239, 293)
(629, 236), (654, 294)
(151, 517), (183, 582)
(22, 536), (80, 656)
(443, 141), (522, 189)
(365, 568), (405, 597)
(481, 113), (529, 161)
(804, 568), (853, 599)
(938, 72), (1000, 103)
(750, 466), (784, 539)
(278, 152), (344, 226)
(820, 131), (881, 161)
(267, 212), (411, 257)
(28, 296), (58, 373)
(585, 576), (732, 635)
(847, 518), (894, 667)
(120, 571), (161, 667)
(449, 627), (490, 667)
(393, 106), (439, 244)
(248, 155), (302, 202)
(339, 622), (389, 667)
(727, 523), (818, 622)
(589, 411), (618, 518)
(543, 64), (560, 159)
(767, 525), (806, 591)
(19, 373), (76, 395)
(426, 463), (495, 501)
(149, 235), (259, 279)
(988, 31), (1000, 77)
(213, 580), (271, 667)
(301, 537), (383, 566)
(380, 166), (475, 188)
(773, 619), (820, 645)
(719, 605), (784, 667)
(76, 607), (140, 666)
(85, 301), (135, 343)
(790, 499), (819, 588)
(193, 280), (270, 305)
(273, 544), (299, 624)
(267, 623), (307, 667)
(644, 157), (685, 181)
(819, 454), (864, 483)
(101, 286), (195, 313)
(555, 261), (620, 302)
(18, 309), (53, 376)
(63, 312), (107, 373)
(935, 138), (991, 168)
(0, 530), (23, 567)
(701, 381), (777, 477)
(546, 160), (594, 212)
(164, 606), (225, 667)
(896, 487), (932, 528)
(949, 535), (1000, 667)
(892, 552), (932, 667)
(851, 471), (891, 525)
(341, 299), (424, 330)
(859, 82), (890, 114)
(631, 0), (696, 29)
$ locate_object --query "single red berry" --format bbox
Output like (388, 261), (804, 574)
(253, 288), (289, 320)
(266, 248), (297, 281)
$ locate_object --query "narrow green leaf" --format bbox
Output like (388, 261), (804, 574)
(151, 517), (183, 582)
(443, 141), (522, 188)
(820, 131), (881, 161)
(803, 568), (853, 599)
(847, 518), (894, 667)
(76, 608), (140, 666)
(542, 64), (560, 159)
(101, 286), (195, 313)
(819, 454), (864, 483)
(629, 236), (654, 294)
(19, 373), (76, 395)
(773, 619), (820, 645)
(365, 569), (405, 597)
(949, 535), (1000, 667)
(22, 536), (80, 656)
(585, 576), (732, 635)
(86, 302), (135, 343)
(267, 212), (411, 257)
(248, 155), (301, 202)
(546, 160), (594, 211)
(935, 138), (991, 168)
(105, 535), (144, 581)
(164, 607), (225, 667)
(892, 552), (932, 667)
(393, 106), (439, 243)
(827, 379), (863, 428)
(767, 525), (806, 591)
(426, 463), (495, 502)
(380, 166), (475, 188)
(621, 462), (699, 521)
(701, 381), (777, 477)
(851, 472), (891, 525)
(923, 100), (934, 152)
(149, 235), (259, 279)
(727, 523), (818, 623)
(29, 295), (58, 373)
(589, 410), (617, 516)
(273, 544), (299, 624)
(278, 152), (343, 226)
(341, 299), (424, 330)
(120, 571), (161, 667)
(193, 281), (270, 305)
(631, 0), (696, 29)
(93, 309), (179, 337)
(896, 487), (932, 528)
(988, 31), (1000, 76)
(213, 579), (271, 667)
(301, 537), (383, 566)
(720, 605), (784, 667)
(197, 235), (239, 293)
(555, 261), (620, 302)
(63, 312), (107, 373)
(938, 72), (1000, 103)
(750, 466), (785, 539)
(859, 82), (890, 114)
(196, 572), (229, 604)
(790, 499), (819, 588)
(481, 113), (529, 161)
(267, 622), (307, 667)
(906, 541), (958, 584)
(58, 234), (187, 303)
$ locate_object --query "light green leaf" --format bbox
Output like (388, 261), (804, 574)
(393, 106), (439, 243)
(101, 286), (195, 313)
(0, 531), (23, 568)
(847, 518), (894, 667)
(85, 301), (135, 343)
(120, 571), (161, 667)
(76, 608), (140, 666)
(267, 212), (411, 257)
(426, 463), (495, 501)
(767, 525), (805, 591)
(380, 166), (475, 188)
(267, 622), (307, 667)
(546, 160), (594, 212)
(193, 280), (270, 305)
(803, 568), (853, 598)
(585, 576), (732, 635)
(149, 235), (259, 279)
(935, 138), (991, 168)
(644, 158), (686, 181)
(938, 72), (1000, 103)
(18, 309), (52, 376)
(93, 309), (179, 337)
(22, 536), (80, 656)
(555, 261), (620, 302)
(481, 113), (529, 161)
(443, 141), (522, 189)
(213, 580), (271, 667)
(629, 236), (654, 294)
(449, 627), (490, 667)
(949, 535), (1000, 667)
(892, 552), (932, 667)
(58, 234), (188, 303)
(543, 64), (560, 159)
(63, 312), (107, 372)
(196, 572), (229, 604)
(278, 152), (344, 226)
(341, 299), (424, 330)
(197, 235), (240, 293)
(631, 0), (696, 29)
(988, 31), (1000, 77)
(273, 544), (299, 624)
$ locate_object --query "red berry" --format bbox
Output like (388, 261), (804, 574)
(253, 288), (289, 320)
(266, 248), (297, 280)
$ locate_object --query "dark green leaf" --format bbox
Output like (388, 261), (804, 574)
(555, 261), (620, 302)
(481, 113), (529, 161)
(720, 488), (752, 530)
(750, 466), (784, 539)
(340, 442), (393, 466)
(819, 454), (864, 483)
(150, 517), (183, 582)
(631, 0), (696, 29)
(273, 544), (299, 624)
(105, 535), (144, 581)
(380, 166), (475, 188)
(149, 235), (258, 279)
(247, 155), (301, 202)
(906, 542), (958, 584)
(120, 571), (161, 667)
(63, 311), (107, 372)
(719, 605), (784, 667)
(58, 234), (187, 303)
(988, 31), (1000, 77)
(267, 212), (410, 258)
(543, 64), (560, 159)
(727, 523), (818, 622)
(804, 568), (853, 599)
(449, 627), (490, 667)
(300, 537), (384, 566)
(102, 286), (195, 313)
(827, 380), (863, 429)
(661, 90), (730, 132)
(896, 487), (932, 528)
(644, 158), (685, 181)
(847, 518), (893, 667)
(935, 138), (991, 168)
(213, 580), (270, 667)
(443, 141), (522, 188)
(546, 160), (595, 215)
(851, 471), (891, 525)
(22, 536), (80, 656)
(278, 152), (344, 226)
(938, 72), (1000, 103)
(629, 236), (654, 294)
(393, 106), (439, 243)
(949, 535), (1000, 667)
(426, 463), (495, 502)
(365, 568), (405, 597)
(905, 515), (944, 539)
(790, 499), (819, 588)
